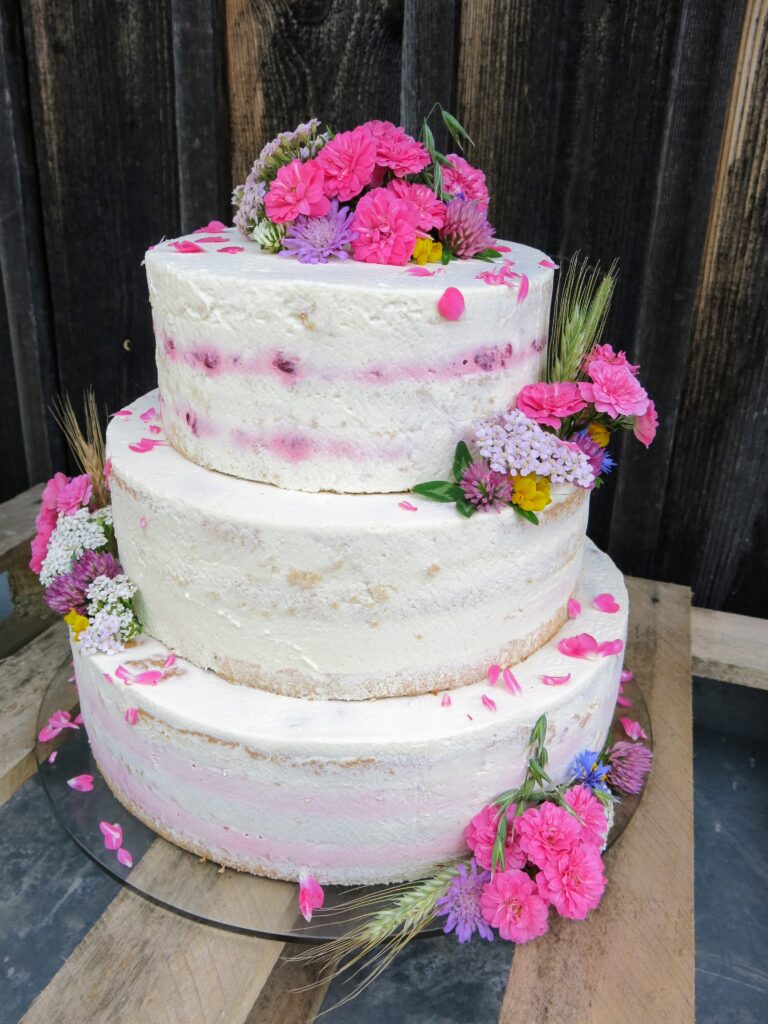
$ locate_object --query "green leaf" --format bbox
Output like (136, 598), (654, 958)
(412, 480), (464, 503)
(511, 504), (540, 525)
(476, 248), (503, 261)
(420, 120), (436, 157)
(441, 109), (475, 148)
(455, 497), (477, 518)
(441, 247), (454, 265)
(451, 441), (474, 482)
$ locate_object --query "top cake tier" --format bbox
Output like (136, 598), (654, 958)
(146, 231), (554, 493)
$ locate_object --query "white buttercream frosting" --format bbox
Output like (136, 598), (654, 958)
(146, 230), (554, 492)
(109, 391), (590, 700)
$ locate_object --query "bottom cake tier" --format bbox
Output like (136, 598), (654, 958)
(72, 541), (627, 885)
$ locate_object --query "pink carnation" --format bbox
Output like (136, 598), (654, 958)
(579, 361), (650, 419)
(351, 187), (419, 265)
(466, 803), (525, 871)
(264, 158), (330, 223)
(442, 154), (490, 210)
(29, 472), (70, 574)
(387, 179), (446, 230)
(585, 344), (640, 375)
(515, 801), (581, 869)
(56, 474), (92, 516)
(563, 784), (607, 847)
(633, 399), (658, 447)
(315, 127), (376, 202)
(516, 381), (587, 429)
(374, 126), (430, 177)
(536, 843), (606, 919)
(480, 868), (549, 943)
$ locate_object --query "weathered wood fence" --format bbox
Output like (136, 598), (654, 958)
(1, 0), (766, 615)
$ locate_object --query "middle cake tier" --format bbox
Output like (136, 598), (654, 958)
(110, 391), (589, 700)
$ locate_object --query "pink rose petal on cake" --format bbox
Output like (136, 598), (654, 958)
(567, 598), (581, 619)
(132, 669), (163, 686)
(169, 240), (206, 253)
(139, 406), (158, 422)
(593, 593), (620, 613)
(620, 668), (635, 683)
(125, 707), (139, 725)
(48, 751), (58, 764)
(406, 265), (436, 277)
(440, 693), (452, 707)
(541, 673), (571, 686)
(99, 821), (123, 850)
(148, 424), (162, 435)
(67, 774), (94, 792)
(437, 287), (465, 320)
(194, 235), (229, 243)
(597, 638), (624, 657)
(103, 673), (113, 683)
(514, 273), (529, 304)
(502, 668), (522, 695)
(194, 220), (228, 233)
(482, 694), (497, 712)
(494, 245), (512, 252)
(129, 437), (165, 453)
(558, 633), (599, 659)
(111, 409), (133, 418)
(487, 663), (501, 686)
(139, 516), (148, 529)
(298, 871), (324, 922)
(163, 653), (177, 670)
(115, 665), (131, 683)
(539, 258), (559, 269)
(398, 500), (418, 511)
(218, 246), (244, 254)
(620, 717), (648, 741)
(116, 848), (134, 868)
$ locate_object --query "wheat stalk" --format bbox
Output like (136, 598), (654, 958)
(547, 254), (618, 383)
(52, 389), (109, 507)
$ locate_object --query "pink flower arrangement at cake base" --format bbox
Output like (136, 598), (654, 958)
(479, 868), (549, 942)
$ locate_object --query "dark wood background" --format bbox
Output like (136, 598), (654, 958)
(1, 0), (766, 616)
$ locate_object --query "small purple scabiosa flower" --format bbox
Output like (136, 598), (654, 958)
(435, 859), (494, 943)
(44, 550), (122, 616)
(570, 750), (611, 793)
(280, 199), (357, 264)
(439, 198), (495, 259)
(607, 741), (653, 795)
(460, 461), (512, 511)
(571, 429), (616, 479)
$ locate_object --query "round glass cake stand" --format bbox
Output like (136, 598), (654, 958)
(35, 671), (652, 942)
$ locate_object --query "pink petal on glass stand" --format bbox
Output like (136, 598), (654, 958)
(539, 259), (559, 269)
(67, 774), (94, 792)
(541, 673), (571, 686)
(487, 664), (501, 686)
(48, 750), (58, 764)
(218, 246), (244, 254)
(620, 717), (648, 741)
(50, 710), (73, 728)
(73, 713), (84, 726)
(593, 593), (620, 613)
(169, 240), (206, 254)
(116, 848), (133, 868)
(597, 638), (624, 657)
(406, 266), (435, 277)
(67, 673), (76, 683)
(398, 500), (418, 511)
(139, 406), (158, 421)
(620, 668), (635, 683)
(194, 235), (229, 243)
(617, 690), (633, 708)
(503, 668), (522, 695)
(440, 693), (452, 707)
(482, 694), (497, 712)
(437, 287), (465, 320)
(99, 821), (123, 850)
(567, 598), (581, 619)
(558, 633), (599, 659)
(125, 707), (139, 725)
(298, 871), (325, 922)
(194, 220), (227, 233)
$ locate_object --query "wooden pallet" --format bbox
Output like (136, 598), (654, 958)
(4, 483), (759, 1022)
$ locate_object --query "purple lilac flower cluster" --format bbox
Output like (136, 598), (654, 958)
(474, 410), (595, 488)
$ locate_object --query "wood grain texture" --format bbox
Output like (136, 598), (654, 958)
(400, 0), (459, 143)
(499, 578), (694, 1024)
(21, 0), (179, 425)
(227, 0), (404, 184)
(692, 606), (768, 690)
(657, 0), (768, 616)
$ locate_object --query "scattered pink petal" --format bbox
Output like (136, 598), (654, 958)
(620, 717), (648, 741)
(476, 264), (517, 286)
(169, 240), (205, 254)
(482, 694), (497, 712)
(139, 516), (148, 529)
(116, 847), (133, 868)
(593, 593), (620, 613)
(139, 406), (158, 422)
(129, 437), (165, 453)
(440, 693), (452, 707)
(502, 668), (522, 695)
(597, 638), (624, 657)
(539, 259), (559, 269)
(194, 220), (228, 233)
(115, 665), (131, 683)
(194, 235), (229, 243)
(514, 272), (529, 304)
(558, 633), (600, 659)
(38, 709), (78, 743)
(541, 673), (571, 686)
(567, 598), (582, 619)
(218, 245), (244, 254)
(103, 458), (112, 488)
(487, 664), (501, 686)
(617, 684), (633, 708)
(148, 424), (162, 434)
(620, 668), (635, 684)
(494, 245), (512, 252)
(103, 673), (113, 683)
(73, 713), (84, 726)
(132, 669), (163, 686)
(99, 821), (123, 850)
(437, 286), (465, 320)
(67, 774), (94, 792)
(298, 871), (325, 922)
(163, 653), (177, 669)
(125, 707), (139, 725)
(406, 265), (436, 277)
(67, 673), (76, 683)
(48, 751), (58, 764)
(111, 409), (133, 418)
(398, 500), (418, 511)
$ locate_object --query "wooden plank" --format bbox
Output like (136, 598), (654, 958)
(400, 0), (459, 143)
(226, 0), (403, 184)
(656, 0), (768, 618)
(0, 622), (72, 806)
(691, 606), (768, 690)
(499, 578), (694, 1024)
(0, 483), (43, 565)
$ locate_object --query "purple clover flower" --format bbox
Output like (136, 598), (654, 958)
(439, 198), (495, 259)
(460, 461), (512, 510)
(435, 859), (494, 943)
(607, 741), (653, 795)
(43, 550), (122, 616)
(280, 200), (357, 263)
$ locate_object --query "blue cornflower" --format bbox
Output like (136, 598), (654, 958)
(570, 750), (611, 792)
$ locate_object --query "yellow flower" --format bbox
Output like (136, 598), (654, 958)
(587, 421), (610, 448)
(64, 608), (89, 639)
(511, 474), (552, 512)
(412, 238), (443, 265)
